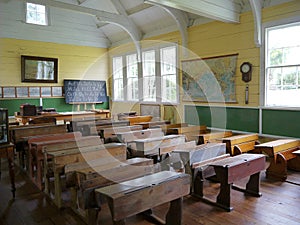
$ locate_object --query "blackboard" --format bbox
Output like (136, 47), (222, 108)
(64, 79), (108, 103)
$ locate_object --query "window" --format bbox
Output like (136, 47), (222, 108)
(161, 46), (177, 102)
(143, 50), (156, 101)
(112, 56), (124, 101)
(26, 2), (48, 25)
(126, 54), (139, 101)
(265, 21), (300, 107)
(112, 45), (178, 103)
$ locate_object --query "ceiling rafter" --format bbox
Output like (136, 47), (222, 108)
(145, 0), (240, 23)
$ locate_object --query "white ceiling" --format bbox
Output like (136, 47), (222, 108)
(0, 0), (293, 49)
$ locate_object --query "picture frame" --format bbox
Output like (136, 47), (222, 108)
(21, 55), (58, 83)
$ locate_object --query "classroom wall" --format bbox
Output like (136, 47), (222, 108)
(0, 38), (109, 115)
(111, 1), (300, 138)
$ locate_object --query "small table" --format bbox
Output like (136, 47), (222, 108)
(0, 143), (16, 198)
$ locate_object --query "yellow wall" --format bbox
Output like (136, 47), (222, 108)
(0, 38), (108, 86)
(110, 1), (300, 122)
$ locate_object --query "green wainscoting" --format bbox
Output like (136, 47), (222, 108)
(0, 98), (109, 116)
(262, 109), (300, 138)
(184, 105), (259, 133)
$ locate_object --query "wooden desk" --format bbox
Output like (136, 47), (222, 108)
(96, 171), (190, 225)
(222, 133), (259, 155)
(15, 110), (110, 125)
(254, 139), (300, 180)
(0, 143), (15, 198)
(194, 153), (265, 211)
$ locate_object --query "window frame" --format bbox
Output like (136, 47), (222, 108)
(261, 16), (300, 109)
(111, 44), (179, 104)
(25, 2), (49, 26)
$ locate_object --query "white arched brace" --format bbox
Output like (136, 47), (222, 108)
(249, 0), (262, 47)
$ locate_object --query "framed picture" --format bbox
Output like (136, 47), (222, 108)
(21, 55), (58, 83)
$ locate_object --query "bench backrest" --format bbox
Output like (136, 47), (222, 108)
(117, 128), (163, 143)
(222, 133), (259, 155)
(197, 131), (233, 144)
(99, 125), (143, 140)
(28, 131), (82, 145)
(10, 124), (67, 143)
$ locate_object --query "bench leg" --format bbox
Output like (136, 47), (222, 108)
(266, 153), (288, 181)
(245, 172), (262, 197)
(214, 167), (232, 211)
(54, 172), (63, 208)
(106, 198), (126, 225)
(166, 197), (182, 225)
(193, 170), (204, 197)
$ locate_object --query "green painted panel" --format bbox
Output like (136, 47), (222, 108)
(185, 105), (259, 133)
(262, 109), (300, 138)
(0, 97), (109, 116)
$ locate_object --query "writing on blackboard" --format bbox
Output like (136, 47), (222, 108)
(64, 79), (108, 103)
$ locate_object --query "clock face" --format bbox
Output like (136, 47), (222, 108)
(241, 63), (250, 73)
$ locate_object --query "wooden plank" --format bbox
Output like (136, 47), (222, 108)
(222, 133), (258, 146)
(99, 125), (143, 140)
(197, 131), (233, 144)
(116, 128), (163, 143)
(167, 125), (207, 135)
(159, 141), (196, 155)
(132, 135), (185, 156)
(135, 120), (170, 129)
(123, 115), (153, 125)
(254, 139), (300, 155)
(96, 171), (190, 222)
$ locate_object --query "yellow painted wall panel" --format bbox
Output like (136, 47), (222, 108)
(0, 38), (108, 86)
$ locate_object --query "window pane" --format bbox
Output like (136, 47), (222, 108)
(127, 54), (138, 78)
(113, 56), (124, 101)
(127, 77), (138, 101)
(26, 3), (47, 25)
(161, 46), (177, 103)
(265, 22), (300, 107)
(142, 50), (156, 101)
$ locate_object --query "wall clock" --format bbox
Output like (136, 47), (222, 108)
(240, 62), (252, 82)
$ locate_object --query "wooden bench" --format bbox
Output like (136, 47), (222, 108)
(43, 142), (127, 208)
(75, 119), (129, 136)
(9, 124), (67, 168)
(135, 120), (170, 129)
(95, 171), (190, 225)
(116, 128), (164, 156)
(222, 133), (259, 155)
(158, 123), (188, 135)
(171, 143), (227, 180)
(254, 139), (300, 181)
(131, 135), (186, 161)
(197, 130), (233, 145)
(27, 131), (83, 189)
(98, 125), (143, 143)
(167, 125), (208, 142)
(122, 115), (153, 125)
(193, 153), (266, 211)
(65, 157), (156, 224)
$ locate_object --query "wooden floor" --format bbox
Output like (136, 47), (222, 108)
(0, 160), (300, 225)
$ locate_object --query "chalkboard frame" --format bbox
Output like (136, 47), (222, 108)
(64, 79), (108, 104)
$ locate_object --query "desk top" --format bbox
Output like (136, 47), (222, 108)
(209, 153), (265, 168)
(97, 171), (186, 195)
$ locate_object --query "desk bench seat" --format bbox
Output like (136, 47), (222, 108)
(193, 153), (266, 211)
(96, 171), (190, 225)
(222, 133), (259, 155)
(254, 139), (300, 181)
